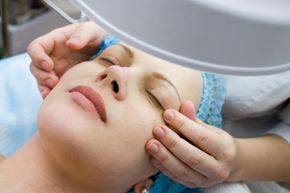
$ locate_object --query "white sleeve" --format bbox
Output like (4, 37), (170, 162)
(266, 102), (290, 143)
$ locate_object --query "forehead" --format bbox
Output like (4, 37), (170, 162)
(118, 43), (203, 106)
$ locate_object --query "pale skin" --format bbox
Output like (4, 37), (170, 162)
(28, 22), (290, 188)
(1, 43), (202, 193)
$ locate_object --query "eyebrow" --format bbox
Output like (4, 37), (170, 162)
(115, 44), (134, 58)
(152, 72), (182, 105)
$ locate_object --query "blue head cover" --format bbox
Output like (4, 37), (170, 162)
(97, 36), (226, 193)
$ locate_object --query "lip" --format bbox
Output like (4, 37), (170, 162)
(69, 85), (107, 122)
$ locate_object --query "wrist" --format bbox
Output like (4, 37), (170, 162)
(227, 138), (245, 182)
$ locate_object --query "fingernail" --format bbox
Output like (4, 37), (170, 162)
(46, 78), (54, 88)
(149, 143), (159, 154)
(40, 90), (45, 98)
(41, 90), (47, 99)
(69, 36), (81, 45)
(164, 110), (174, 122)
(141, 188), (149, 193)
(154, 126), (165, 139)
(40, 61), (48, 71)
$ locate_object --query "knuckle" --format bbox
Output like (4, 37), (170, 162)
(197, 134), (209, 147)
(33, 70), (42, 81)
(178, 168), (190, 179)
(30, 64), (41, 79)
(166, 137), (178, 149)
(179, 119), (189, 132)
(188, 154), (201, 167)
(175, 116), (185, 129)
(186, 183), (197, 189)
(214, 166), (230, 182)
(221, 141), (237, 161)
(158, 152), (169, 163)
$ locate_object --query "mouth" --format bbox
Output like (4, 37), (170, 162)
(69, 85), (107, 122)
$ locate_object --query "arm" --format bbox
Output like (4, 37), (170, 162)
(266, 102), (290, 143)
(232, 134), (290, 182)
(232, 103), (290, 181)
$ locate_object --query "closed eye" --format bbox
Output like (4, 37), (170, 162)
(146, 89), (163, 110)
(99, 56), (120, 66)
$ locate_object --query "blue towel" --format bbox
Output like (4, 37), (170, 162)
(0, 53), (41, 157)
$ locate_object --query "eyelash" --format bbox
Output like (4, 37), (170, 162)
(146, 89), (163, 110)
(100, 57), (116, 65)
(99, 56), (120, 66)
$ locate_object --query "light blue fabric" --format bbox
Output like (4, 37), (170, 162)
(0, 37), (226, 193)
(0, 53), (42, 157)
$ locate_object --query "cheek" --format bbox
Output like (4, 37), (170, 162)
(37, 90), (101, 163)
(103, 105), (161, 176)
(61, 62), (106, 81)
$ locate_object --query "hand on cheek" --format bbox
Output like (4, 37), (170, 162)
(146, 101), (239, 188)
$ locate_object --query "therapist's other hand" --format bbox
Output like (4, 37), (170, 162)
(146, 101), (239, 188)
(28, 21), (104, 98)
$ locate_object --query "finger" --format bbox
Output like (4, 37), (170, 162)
(27, 23), (81, 71)
(66, 21), (104, 50)
(180, 100), (196, 121)
(179, 101), (215, 130)
(163, 109), (223, 155)
(146, 138), (206, 184)
(179, 101), (212, 131)
(151, 158), (198, 189)
(134, 178), (153, 193)
(38, 85), (51, 99)
(30, 63), (59, 88)
(152, 125), (220, 178)
(27, 39), (54, 72)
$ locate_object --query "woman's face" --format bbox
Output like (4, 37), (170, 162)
(38, 43), (202, 190)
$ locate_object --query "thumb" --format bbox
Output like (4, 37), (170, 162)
(180, 100), (196, 121)
(66, 22), (104, 50)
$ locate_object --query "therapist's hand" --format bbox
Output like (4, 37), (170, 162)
(146, 101), (239, 188)
(28, 21), (104, 98)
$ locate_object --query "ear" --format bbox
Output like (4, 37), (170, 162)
(133, 178), (153, 193)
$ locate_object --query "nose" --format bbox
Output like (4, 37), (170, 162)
(96, 66), (127, 101)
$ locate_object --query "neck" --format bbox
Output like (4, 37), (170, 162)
(0, 133), (124, 193)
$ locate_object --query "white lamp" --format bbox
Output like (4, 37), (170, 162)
(43, 0), (290, 75)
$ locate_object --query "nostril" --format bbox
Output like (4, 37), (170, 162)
(111, 81), (119, 93)
(100, 74), (107, 80)
(96, 73), (107, 82)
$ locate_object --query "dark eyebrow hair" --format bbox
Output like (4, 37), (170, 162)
(152, 72), (182, 104)
(115, 44), (134, 58)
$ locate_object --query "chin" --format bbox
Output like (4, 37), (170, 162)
(37, 98), (88, 156)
